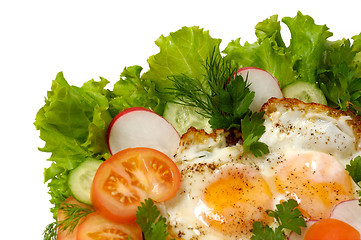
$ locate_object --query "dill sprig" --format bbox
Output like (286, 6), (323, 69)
(168, 48), (269, 157)
(168, 48), (254, 130)
(43, 202), (95, 240)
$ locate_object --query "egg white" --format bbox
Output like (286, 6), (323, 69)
(159, 98), (361, 240)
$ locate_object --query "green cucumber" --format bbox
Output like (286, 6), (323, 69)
(282, 81), (327, 105)
(68, 158), (103, 205)
(163, 102), (212, 135)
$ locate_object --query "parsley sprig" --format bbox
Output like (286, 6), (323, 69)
(251, 199), (306, 240)
(168, 48), (269, 157)
(43, 203), (95, 240)
(346, 155), (361, 205)
(136, 198), (174, 240)
(318, 39), (361, 115)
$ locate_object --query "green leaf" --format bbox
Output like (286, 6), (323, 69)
(266, 199), (306, 235)
(251, 222), (284, 240)
(318, 38), (361, 112)
(109, 65), (164, 116)
(34, 72), (113, 217)
(136, 198), (173, 240)
(143, 26), (222, 94)
(251, 199), (306, 240)
(346, 156), (361, 188)
(241, 112), (269, 157)
(282, 12), (332, 85)
(223, 15), (297, 89)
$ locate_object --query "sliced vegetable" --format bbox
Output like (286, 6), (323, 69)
(288, 220), (317, 240)
(77, 212), (143, 240)
(91, 147), (181, 223)
(107, 107), (180, 158)
(68, 158), (103, 205)
(330, 199), (361, 234)
(57, 197), (93, 240)
(236, 67), (283, 112)
(163, 102), (212, 135)
(282, 81), (327, 105)
(304, 218), (360, 240)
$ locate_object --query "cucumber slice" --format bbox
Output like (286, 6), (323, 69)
(282, 81), (327, 105)
(163, 102), (212, 135)
(68, 158), (103, 205)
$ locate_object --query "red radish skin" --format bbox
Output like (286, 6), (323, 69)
(107, 107), (180, 158)
(330, 199), (361, 234)
(236, 67), (283, 112)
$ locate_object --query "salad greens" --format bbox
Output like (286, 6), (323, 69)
(35, 11), (361, 239)
(224, 12), (361, 111)
(251, 199), (306, 240)
(135, 198), (173, 240)
(167, 47), (269, 156)
(346, 156), (361, 205)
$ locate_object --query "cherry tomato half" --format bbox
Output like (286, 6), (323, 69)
(77, 212), (143, 240)
(91, 147), (181, 223)
(304, 218), (360, 240)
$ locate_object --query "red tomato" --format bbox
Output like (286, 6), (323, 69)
(57, 197), (93, 240)
(304, 218), (360, 240)
(91, 147), (181, 223)
(77, 212), (143, 240)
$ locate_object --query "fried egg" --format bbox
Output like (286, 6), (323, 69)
(158, 98), (361, 240)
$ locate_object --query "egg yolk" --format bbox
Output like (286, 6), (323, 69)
(305, 218), (360, 240)
(275, 151), (354, 219)
(201, 164), (273, 238)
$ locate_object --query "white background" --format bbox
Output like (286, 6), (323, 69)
(1, 0), (360, 238)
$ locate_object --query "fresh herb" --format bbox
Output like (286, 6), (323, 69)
(168, 48), (268, 156)
(169, 48), (254, 129)
(346, 156), (361, 205)
(223, 12), (361, 116)
(136, 198), (173, 240)
(43, 203), (95, 240)
(318, 39), (361, 113)
(241, 111), (269, 157)
(251, 199), (306, 240)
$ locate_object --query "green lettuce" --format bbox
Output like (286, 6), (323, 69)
(34, 72), (112, 216)
(224, 12), (332, 89)
(109, 65), (164, 115)
(142, 26), (222, 97)
(224, 11), (361, 114)
(224, 15), (297, 88)
(35, 69), (163, 217)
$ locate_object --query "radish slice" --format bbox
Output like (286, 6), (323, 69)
(288, 220), (317, 240)
(107, 107), (180, 158)
(236, 67), (283, 112)
(330, 199), (361, 234)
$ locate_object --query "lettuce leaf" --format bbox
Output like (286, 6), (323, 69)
(224, 14), (297, 88)
(142, 26), (222, 96)
(282, 12), (332, 85)
(34, 72), (113, 216)
(109, 65), (164, 115)
(224, 12), (332, 89)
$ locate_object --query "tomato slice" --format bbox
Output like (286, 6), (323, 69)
(77, 212), (143, 240)
(91, 147), (181, 223)
(57, 197), (93, 240)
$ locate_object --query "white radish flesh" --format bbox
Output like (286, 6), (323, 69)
(107, 107), (180, 158)
(330, 199), (361, 234)
(237, 67), (283, 112)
